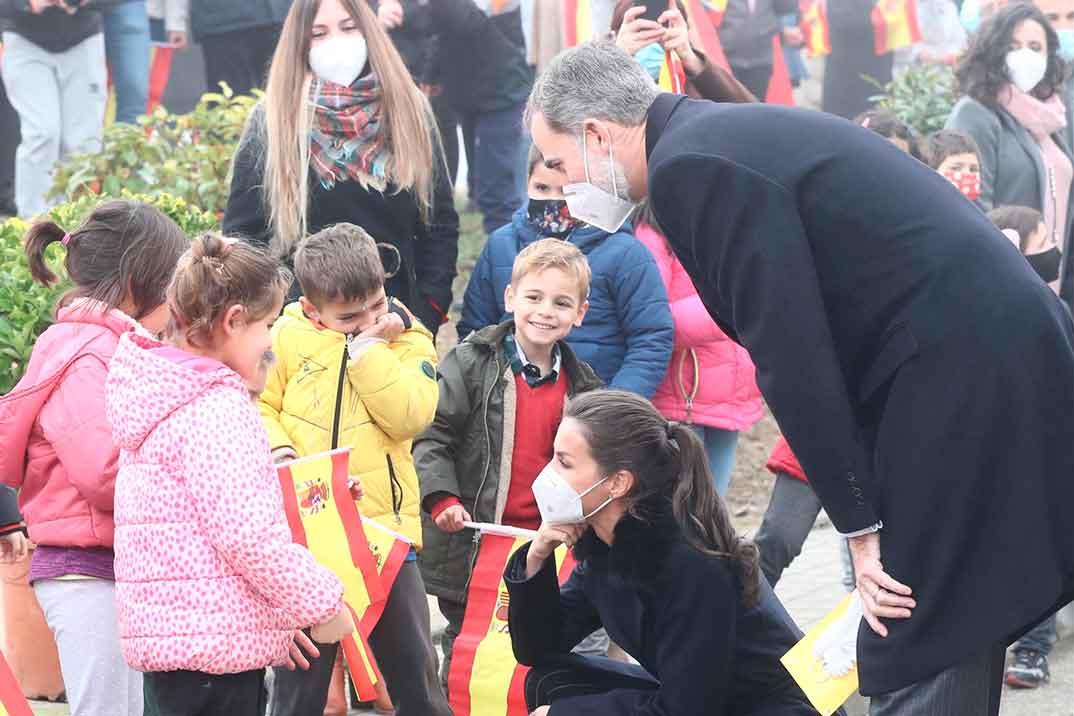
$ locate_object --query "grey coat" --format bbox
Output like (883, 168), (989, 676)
(413, 321), (602, 603)
(945, 95), (1074, 311)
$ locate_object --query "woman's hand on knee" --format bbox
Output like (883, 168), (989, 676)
(529, 706), (551, 716)
(849, 532), (915, 637)
(527, 523), (587, 578)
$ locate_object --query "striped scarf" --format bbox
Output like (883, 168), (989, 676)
(309, 74), (389, 190)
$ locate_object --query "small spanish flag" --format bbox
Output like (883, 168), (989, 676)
(658, 50), (687, 93)
(278, 449), (386, 702)
(357, 516), (412, 634)
(800, 0), (832, 57)
(448, 536), (577, 716)
(870, 0), (922, 56)
(704, 0), (730, 28)
(563, 0), (594, 47)
(0, 651), (32, 716)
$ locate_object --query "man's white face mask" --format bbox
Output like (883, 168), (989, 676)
(531, 462), (614, 525)
(563, 132), (637, 234)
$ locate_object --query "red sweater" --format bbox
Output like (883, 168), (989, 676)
(431, 372), (568, 530)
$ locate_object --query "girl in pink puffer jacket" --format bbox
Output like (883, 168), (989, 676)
(635, 221), (764, 495)
(106, 235), (350, 715)
(0, 201), (189, 716)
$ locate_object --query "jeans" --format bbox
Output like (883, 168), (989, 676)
(754, 472), (856, 590)
(103, 1), (151, 124)
(1, 32), (106, 217)
(688, 425), (740, 497)
(1014, 613), (1057, 656)
(869, 643), (1005, 716)
(34, 578), (143, 716)
(460, 103), (526, 234)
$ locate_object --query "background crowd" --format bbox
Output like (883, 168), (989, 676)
(0, 0), (1072, 714)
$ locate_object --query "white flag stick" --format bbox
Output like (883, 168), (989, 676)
(462, 521), (538, 541)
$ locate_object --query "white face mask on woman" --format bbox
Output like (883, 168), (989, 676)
(1005, 47), (1048, 93)
(309, 35), (368, 88)
(531, 462), (614, 525)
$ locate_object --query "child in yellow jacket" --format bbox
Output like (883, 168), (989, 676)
(258, 223), (450, 716)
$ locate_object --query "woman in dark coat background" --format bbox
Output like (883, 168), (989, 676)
(506, 390), (822, 716)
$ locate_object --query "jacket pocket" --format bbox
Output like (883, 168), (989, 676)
(857, 323), (919, 405)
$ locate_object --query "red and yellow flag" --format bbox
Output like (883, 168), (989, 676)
(448, 535), (577, 716)
(278, 449), (386, 702)
(765, 35), (796, 106)
(0, 652), (32, 716)
(684, 0), (732, 70)
(800, 0), (831, 57)
(357, 516), (412, 634)
(657, 50), (687, 93)
(105, 47), (175, 125)
(871, 0), (922, 56)
(563, 0), (594, 47)
(703, 0), (730, 27)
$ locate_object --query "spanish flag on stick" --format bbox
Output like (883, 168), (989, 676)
(871, 0), (922, 56)
(357, 516), (412, 634)
(448, 535), (577, 716)
(0, 652), (32, 716)
(800, 0), (831, 57)
(278, 448), (386, 702)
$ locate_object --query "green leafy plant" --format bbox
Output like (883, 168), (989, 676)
(50, 85), (259, 217)
(0, 192), (216, 393)
(868, 63), (959, 136)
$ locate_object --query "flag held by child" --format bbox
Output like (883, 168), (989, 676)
(278, 448), (387, 702)
(0, 651), (32, 716)
(448, 535), (577, 716)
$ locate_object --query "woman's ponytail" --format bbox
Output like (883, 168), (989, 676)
(668, 422), (761, 609)
(23, 220), (67, 287)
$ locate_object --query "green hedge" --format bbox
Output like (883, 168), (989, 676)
(0, 192), (217, 394)
(870, 63), (959, 136)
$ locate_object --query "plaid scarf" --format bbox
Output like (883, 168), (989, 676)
(309, 74), (389, 190)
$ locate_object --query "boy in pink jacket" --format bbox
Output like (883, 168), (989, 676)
(107, 234), (352, 715)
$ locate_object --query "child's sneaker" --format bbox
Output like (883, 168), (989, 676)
(1005, 648), (1050, 689)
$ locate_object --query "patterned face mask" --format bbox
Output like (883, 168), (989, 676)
(527, 198), (583, 238)
(942, 170), (981, 202)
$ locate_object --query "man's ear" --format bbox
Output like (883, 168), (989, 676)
(584, 119), (611, 150)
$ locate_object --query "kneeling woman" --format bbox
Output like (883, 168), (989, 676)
(506, 390), (823, 716)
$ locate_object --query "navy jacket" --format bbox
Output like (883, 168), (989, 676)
(190, 0), (291, 40)
(458, 206), (673, 398)
(506, 507), (817, 716)
(646, 93), (1074, 694)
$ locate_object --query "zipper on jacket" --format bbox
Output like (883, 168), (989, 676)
(330, 346), (348, 450)
(677, 348), (700, 424)
(386, 454), (403, 525)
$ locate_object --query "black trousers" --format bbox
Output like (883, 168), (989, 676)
(201, 25), (282, 97)
(0, 74), (19, 215)
(524, 653), (658, 710)
(729, 64), (773, 103)
(269, 562), (450, 716)
(144, 669), (266, 716)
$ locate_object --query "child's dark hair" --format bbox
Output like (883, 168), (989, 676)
(23, 200), (188, 319)
(988, 205), (1044, 252)
(853, 110), (920, 157)
(168, 234), (292, 347)
(564, 390), (761, 608)
(293, 223), (384, 308)
(923, 129), (980, 170)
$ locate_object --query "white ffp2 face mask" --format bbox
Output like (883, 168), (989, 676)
(531, 462), (614, 525)
(309, 35), (368, 88)
(563, 134), (637, 234)
(1005, 47), (1047, 93)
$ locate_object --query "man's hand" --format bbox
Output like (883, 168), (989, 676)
(435, 505), (471, 533)
(377, 0), (404, 29)
(168, 31), (188, 50)
(0, 532), (28, 564)
(849, 532), (915, 637)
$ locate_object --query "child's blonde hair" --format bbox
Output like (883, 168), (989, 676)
(167, 234), (291, 347)
(511, 238), (591, 302)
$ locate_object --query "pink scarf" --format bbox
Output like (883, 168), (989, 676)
(999, 84), (1067, 141)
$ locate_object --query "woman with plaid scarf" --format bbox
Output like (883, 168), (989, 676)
(223, 0), (460, 339)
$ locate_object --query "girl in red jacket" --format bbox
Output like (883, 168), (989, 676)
(0, 200), (188, 716)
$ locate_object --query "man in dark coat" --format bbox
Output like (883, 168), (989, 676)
(191, 0), (292, 96)
(526, 41), (1074, 715)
